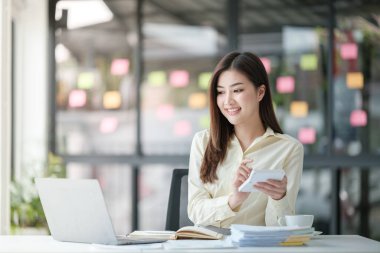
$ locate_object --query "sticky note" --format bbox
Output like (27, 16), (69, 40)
(276, 76), (295, 93)
(78, 72), (94, 89)
(174, 120), (192, 137)
(300, 54), (318, 71)
(111, 59), (129, 75)
(260, 57), (271, 74)
(350, 110), (367, 127)
(69, 90), (86, 108)
(99, 117), (119, 133)
(298, 127), (316, 144)
(340, 43), (358, 60)
(188, 92), (207, 109)
(170, 70), (189, 87)
(347, 72), (364, 89)
(156, 104), (174, 121)
(198, 72), (212, 90)
(199, 115), (210, 129)
(148, 71), (166, 87)
(103, 91), (122, 109)
(290, 101), (308, 117)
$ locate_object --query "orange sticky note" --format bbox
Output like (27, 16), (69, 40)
(103, 91), (122, 109)
(290, 101), (308, 117)
(347, 72), (363, 89)
(188, 92), (207, 109)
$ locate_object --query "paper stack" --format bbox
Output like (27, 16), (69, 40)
(230, 224), (314, 247)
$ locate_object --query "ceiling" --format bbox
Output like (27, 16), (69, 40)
(56, 0), (380, 62)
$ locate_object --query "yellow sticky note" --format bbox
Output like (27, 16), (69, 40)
(347, 72), (363, 89)
(290, 101), (308, 117)
(103, 91), (122, 109)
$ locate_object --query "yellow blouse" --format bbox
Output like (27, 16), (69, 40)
(188, 127), (304, 228)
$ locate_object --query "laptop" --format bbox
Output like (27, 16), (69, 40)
(35, 178), (166, 245)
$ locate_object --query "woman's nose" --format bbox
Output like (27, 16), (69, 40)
(224, 92), (233, 105)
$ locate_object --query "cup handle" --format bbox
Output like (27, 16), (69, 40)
(278, 216), (286, 226)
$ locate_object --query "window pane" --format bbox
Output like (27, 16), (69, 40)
(55, 0), (137, 155)
(335, 5), (380, 155)
(141, 0), (226, 154)
(240, 0), (329, 155)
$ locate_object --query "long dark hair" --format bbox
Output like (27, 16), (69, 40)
(200, 52), (283, 184)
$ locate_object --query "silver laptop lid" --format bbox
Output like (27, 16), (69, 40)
(35, 178), (118, 245)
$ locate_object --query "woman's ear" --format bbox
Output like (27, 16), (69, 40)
(258, 85), (266, 102)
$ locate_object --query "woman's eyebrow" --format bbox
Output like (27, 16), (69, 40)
(217, 82), (244, 88)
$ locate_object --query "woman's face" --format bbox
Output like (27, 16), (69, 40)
(216, 70), (265, 127)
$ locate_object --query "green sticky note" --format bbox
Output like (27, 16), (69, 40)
(199, 115), (210, 129)
(300, 54), (318, 71)
(198, 72), (212, 90)
(148, 71), (166, 87)
(77, 72), (94, 89)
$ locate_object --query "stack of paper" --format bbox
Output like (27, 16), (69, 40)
(230, 225), (314, 247)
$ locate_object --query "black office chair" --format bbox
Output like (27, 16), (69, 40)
(165, 168), (193, 231)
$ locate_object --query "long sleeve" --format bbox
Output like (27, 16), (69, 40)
(187, 131), (236, 227)
(265, 142), (304, 226)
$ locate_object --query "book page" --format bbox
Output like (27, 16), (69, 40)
(176, 226), (223, 239)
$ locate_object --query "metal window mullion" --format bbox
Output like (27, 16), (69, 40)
(327, 0), (340, 235)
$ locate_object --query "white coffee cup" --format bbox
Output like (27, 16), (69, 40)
(278, 215), (314, 227)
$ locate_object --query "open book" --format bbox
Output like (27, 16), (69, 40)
(127, 226), (224, 240)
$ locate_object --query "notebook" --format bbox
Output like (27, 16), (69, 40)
(35, 178), (166, 245)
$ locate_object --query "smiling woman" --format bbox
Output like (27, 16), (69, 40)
(187, 52), (304, 228)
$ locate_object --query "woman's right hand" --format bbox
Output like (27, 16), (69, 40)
(228, 159), (252, 210)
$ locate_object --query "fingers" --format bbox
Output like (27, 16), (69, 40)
(233, 159), (253, 188)
(254, 175), (287, 200)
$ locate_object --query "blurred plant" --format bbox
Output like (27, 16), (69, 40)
(10, 152), (65, 232)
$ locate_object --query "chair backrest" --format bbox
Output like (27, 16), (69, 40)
(165, 168), (193, 231)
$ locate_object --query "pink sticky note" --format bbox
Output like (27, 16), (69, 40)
(276, 76), (295, 93)
(350, 110), (367, 127)
(156, 104), (174, 121)
(298, 127), (316, 144)
(260, 57), (271, 74)
(111, 59), (129, 75)
(99, 117), (119, 134)
(69, 90), (86, 108)
(174, 120), (192, 137)
(340, 43), (358, 60)
(170, 70), (189, 87)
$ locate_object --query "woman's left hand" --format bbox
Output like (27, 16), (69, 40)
(254, 175), (287, 200)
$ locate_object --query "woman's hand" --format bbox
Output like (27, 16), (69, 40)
(254, 175), (287, 200)
(228, 159), (252, 210)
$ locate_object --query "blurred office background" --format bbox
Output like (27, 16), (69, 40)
(1, 0), (380, 241)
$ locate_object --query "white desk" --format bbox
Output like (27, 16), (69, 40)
(0, 235), (379, 253)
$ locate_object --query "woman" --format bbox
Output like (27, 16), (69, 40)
(188, 52), (304, 228)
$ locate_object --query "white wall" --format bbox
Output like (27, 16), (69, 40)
(13, 0), (48, 180)
(0, 0), (12, 235)
(0, 0), (48, 234)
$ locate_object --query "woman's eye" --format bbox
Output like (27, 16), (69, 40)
(217, 91), (225, 94)
(234, 89), (243, 93)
